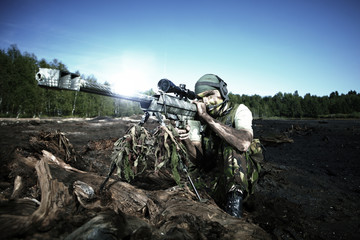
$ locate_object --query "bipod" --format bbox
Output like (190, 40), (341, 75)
(100, 115), (149, 192)
(180, 160), (202, 201)
(99, 161), (116, 192)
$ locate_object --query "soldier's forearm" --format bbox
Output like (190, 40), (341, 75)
(199, 113), (252, 152)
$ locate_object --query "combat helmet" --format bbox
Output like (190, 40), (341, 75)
(194, 74), (229, 101)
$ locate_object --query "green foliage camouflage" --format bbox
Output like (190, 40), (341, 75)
(111, 124), (188, 184)
(245, 139), (264, 194)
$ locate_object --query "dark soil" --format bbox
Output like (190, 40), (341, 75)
(0, 117), (359, 239)
(249, 119), (360, 240)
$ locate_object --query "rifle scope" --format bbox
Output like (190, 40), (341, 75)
(158, 79), (197, 100)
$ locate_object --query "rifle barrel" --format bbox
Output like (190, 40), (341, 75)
(35, 68), (197, 122)
(36, 68), (154, 106)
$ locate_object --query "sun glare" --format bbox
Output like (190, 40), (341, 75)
(105, 52), (159, 96)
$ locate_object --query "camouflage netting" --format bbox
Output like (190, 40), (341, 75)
(111, 124), (189, 184)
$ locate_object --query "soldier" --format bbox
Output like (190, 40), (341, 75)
(178, 74), (261, 218)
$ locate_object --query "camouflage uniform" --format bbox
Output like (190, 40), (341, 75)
(190, 101), (262, 208)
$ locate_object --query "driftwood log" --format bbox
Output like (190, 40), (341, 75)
(0, 138), (270, 239)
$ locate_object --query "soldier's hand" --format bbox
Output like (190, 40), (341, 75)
(176, 125), (191, 140)
(194, 101), (208, 118)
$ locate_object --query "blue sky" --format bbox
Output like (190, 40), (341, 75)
(1, 0), (359, 97)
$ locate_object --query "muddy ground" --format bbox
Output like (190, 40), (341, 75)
(0, 116), (359, 239)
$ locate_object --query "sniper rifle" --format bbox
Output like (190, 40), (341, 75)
(35, 68), (202, 201)
(35, 68), (198, 127)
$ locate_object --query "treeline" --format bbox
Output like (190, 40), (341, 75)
(1, 45), (359, 119)
(0, 45), (143, 118)
(229, 90), (360, 119)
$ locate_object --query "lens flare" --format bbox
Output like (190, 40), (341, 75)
(88, 52), (159, 96)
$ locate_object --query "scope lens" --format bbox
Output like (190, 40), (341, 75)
(158, 79), (171, 92)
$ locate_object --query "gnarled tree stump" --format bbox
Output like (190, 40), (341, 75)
(1, 140), (270, 240)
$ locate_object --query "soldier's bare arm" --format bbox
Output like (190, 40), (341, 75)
(194, 101), (253, 152)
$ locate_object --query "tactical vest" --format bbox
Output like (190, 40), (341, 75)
(199, 102), (240, 170)
(200, 102), (263, 181)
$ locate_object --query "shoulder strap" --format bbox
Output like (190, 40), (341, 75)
(217, 103), (239, 127)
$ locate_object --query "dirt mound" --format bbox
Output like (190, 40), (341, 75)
(0, 117), (359, 239)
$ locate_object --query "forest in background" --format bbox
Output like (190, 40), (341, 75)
(1, 45), (359, 119)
